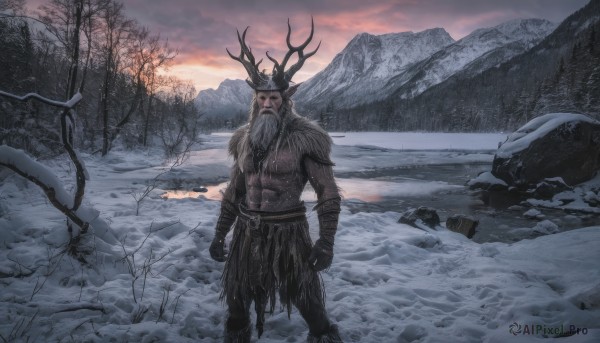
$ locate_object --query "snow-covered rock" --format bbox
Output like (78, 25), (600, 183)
(398, 206), (441, 229)
(493, 113), (600, 188)
(467, 171), (508, 191)
(527, 177), (573, 199)
(523, 208), (544, 220)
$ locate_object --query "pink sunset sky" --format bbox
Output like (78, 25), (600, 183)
(27, 0), (591, 92)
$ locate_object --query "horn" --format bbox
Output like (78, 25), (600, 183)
(266, 17), (320, 90)
(226, 27), (267, 88)
(284, 82), (302, 98)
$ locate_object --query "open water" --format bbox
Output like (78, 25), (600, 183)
(163, 161), (596, 243)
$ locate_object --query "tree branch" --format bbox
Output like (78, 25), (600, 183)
(0, 146), (88, 230)
(0, 90), (89, 235)
(0, 91), (82, 108)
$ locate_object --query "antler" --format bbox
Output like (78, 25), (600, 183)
(226, 27), (266, 88)
(266, 17), (321, 86)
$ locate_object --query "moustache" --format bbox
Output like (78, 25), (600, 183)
(259, 109), (277, 115)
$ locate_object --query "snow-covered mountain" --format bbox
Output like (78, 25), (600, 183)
(194, 79), (252, 118)
(196, 19), (556, 118)
(387, 19), (557, 99)
(294, 28), (455, 112)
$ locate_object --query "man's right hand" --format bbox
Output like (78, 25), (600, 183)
(209, 237), (227, 262)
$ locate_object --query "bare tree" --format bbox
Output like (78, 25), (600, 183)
(156, 79), (201, 159)
(140, 39), (178, 146)
(0, 90), (90, 241)
(78, 0), (106, 94)
(0, 0), (25, 13)
(2, 0), (200, 158)
(96, 7), (177, 156)
(36, 0), (98, 99)
(95, 0), (133, 155)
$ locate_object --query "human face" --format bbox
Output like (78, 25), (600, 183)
(256, 91), (283, 115)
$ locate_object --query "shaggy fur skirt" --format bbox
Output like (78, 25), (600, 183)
(220, 210), (325, 335)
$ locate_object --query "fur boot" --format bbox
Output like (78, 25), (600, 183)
(307, 324), (343, 343)
(224, 320), (252, 343)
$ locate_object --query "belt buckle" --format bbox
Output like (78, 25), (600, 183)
(248, 215), (261, 232)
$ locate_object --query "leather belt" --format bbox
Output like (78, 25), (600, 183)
(237, 203), (307, 229)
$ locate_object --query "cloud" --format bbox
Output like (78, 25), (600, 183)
(28, 0), (590, 91)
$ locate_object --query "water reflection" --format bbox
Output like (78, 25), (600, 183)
(157, 162), (594, 244)
(161, 183), (227, 201)
(161, 178), (460, 204)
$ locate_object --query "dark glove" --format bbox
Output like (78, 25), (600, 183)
(210, 200), (236, 262)
(309, 197), (341, 272)
(209, 236), (227, 262)
(308, 239), (334, 271)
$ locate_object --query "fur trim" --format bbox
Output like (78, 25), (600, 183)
(229, 124), (249, 161)
(277, 113), (334, 166)
(307, 324), (343, 343)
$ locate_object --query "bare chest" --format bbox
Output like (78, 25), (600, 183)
(243, 146), (303, 178)
(242, 146), (307, 210)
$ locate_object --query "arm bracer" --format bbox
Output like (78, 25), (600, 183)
(315, 196), (341, 248)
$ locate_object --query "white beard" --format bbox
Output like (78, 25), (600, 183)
(250, 111), (280, 150)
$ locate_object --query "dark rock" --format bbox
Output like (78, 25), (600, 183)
(583, 191), (600, 207)
(492, 113), (600, 189)
(192, 187), (208, 192)
(527, 177), (573, 199)
(477, 188), (527, 209)
(446, 215), (479, 239)
(467, 171), (508, 191)
(399, 207), (440, 229)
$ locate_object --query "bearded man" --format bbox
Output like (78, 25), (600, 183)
(209, 19), (343, 343)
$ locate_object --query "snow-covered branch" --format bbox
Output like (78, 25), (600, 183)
(0, 90), (82, 109)
(0, 89), (89, 233)
(0, 145), (88, 230)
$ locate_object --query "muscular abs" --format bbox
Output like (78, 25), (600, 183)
(245, 146), (309, 211)
(225, 144), (338, 212)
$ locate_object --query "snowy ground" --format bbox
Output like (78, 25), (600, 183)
(1, 132), (599, 342)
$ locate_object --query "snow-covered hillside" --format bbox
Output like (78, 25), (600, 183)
(194, 79), (252, 119)
(388, 19), (557, 99)
(294, 28), (454, 112)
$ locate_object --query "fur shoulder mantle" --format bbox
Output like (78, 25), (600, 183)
(281, 114), (334, 165)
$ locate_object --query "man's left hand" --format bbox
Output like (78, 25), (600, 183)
(308, 239), (333, 271)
